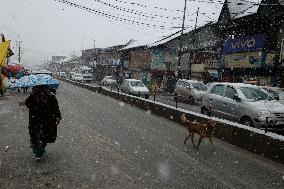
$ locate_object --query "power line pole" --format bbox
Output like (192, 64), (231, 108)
(188, 7), (200, 79)
(16, 40), (22, 63)
(177, 0), (187, 79)
(194, 7), (200, 30)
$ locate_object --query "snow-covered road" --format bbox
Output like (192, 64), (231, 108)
(0, 81), (283, 188)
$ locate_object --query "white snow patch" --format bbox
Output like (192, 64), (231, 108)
(119, 102), (125, 107)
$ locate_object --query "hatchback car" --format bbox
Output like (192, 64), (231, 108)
(121, 79), (150, 99)
(201, 82), (284, 129)
(174, 79), (207, 105)
(73, 73), (84, 82)
(101, 76), (117, 86)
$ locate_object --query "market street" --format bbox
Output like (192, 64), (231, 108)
(0, 81), (284, 188)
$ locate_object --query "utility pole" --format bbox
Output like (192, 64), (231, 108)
(187, 7), (200, 79)
(177, 0), (187, 80)
(16, 40), (22, 63)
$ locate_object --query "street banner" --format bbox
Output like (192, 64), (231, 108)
(223, 34), (266, 54)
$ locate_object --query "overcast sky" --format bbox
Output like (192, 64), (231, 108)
(0, 0), (231, 66)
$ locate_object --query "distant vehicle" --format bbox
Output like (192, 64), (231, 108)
(69, 72), (76, 79)
(58, 72), (67, 78)
(174, 79), (207, 105)
(201, 82), (284, 129)
(101, 76), (117, 86)
(32, 69), (53, 77)
(121, 79), (150, 99)
(72, 73), (84, 82)
(77, 66), (93, 82)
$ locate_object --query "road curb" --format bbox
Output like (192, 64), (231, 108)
(60, 78), (284, 164)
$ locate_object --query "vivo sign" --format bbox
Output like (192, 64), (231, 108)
(223, 34), (266, 54)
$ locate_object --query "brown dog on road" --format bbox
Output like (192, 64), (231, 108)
(181, 113), (216, 150)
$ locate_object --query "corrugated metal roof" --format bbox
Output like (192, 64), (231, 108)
(228, 0), (261, 19)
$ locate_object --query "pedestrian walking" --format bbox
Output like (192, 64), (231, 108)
(19, 85), (62, 160)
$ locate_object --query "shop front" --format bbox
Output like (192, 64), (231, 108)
(192, 51), (221, 82)
(222, 34), (277, 85)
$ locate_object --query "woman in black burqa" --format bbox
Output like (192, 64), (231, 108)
(20, 85), (61, 159)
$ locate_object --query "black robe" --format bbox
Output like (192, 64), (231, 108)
(25, 91), (61, 146)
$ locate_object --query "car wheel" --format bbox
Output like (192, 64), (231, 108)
(189, 96), (195, 105)
(201, 107), (210, 116)
(240, 117), (254, 127)
(145, 94), (149, 99)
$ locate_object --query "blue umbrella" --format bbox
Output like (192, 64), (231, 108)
(11, 74), (59, 89)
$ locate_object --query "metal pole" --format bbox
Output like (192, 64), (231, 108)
(16, 40), (22, 63)
(177, 0), (187, 80)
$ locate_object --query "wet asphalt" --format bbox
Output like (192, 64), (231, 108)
(0, 81), (283, 189)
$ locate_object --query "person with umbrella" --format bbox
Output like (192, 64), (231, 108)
(19, 85), (61, 160)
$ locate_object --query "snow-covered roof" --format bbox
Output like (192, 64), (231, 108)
(227, 0), (261, 19)
(122, 29), (193, 50)
(56, 56), (80, 64)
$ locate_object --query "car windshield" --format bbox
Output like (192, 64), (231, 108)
(130, 81), (144, 87)
(240, 87), (274, 101)
(191, 82), (206, 91)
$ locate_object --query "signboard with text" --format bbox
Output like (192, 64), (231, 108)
(224, 52), (275, 68)
(223, 34), (266, 54)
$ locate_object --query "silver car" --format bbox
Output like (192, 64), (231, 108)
(120, 79), (150, 99)
(201, 82), (284, 129)
(174, 79), (206, 105)
(101, 76), (117, 86)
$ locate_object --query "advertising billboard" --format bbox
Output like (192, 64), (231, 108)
(224, 52), (263, 68)
(223, 34), (266, 54)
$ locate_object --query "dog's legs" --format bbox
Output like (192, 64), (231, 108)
(209, 136), (213, 146)
(184, 133), (192, 144)
(191, 133), (196, 148)
(196, 136), (204, 150)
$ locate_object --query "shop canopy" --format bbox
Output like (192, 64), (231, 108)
(0, 40), (12, 68)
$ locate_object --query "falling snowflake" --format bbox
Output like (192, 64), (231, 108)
(114, 141), (120, 148)
(119, 102), (125, 107)
(170, 115), (174, 120)
(110, 166), (119, 176)
(91, 174), (96, 181)
(146, 110), (151, 114)
(156, 161), (170, 179)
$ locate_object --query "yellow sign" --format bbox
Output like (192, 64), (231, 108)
(0, 40), (11, 67)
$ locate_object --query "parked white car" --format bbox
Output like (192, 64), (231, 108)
(201, 82), (284, 129)
(73, 73), (84, 82)
(120, 79), (150, 99)
(101, 76), (117, 86)
(58, 72), (67, 78)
